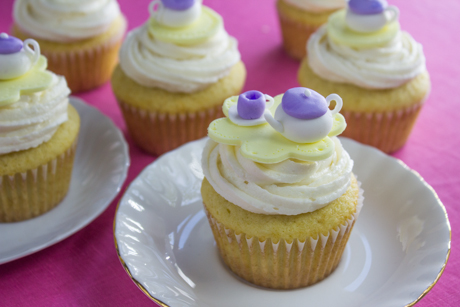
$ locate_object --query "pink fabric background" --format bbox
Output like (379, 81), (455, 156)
(0, 0), (458, 306)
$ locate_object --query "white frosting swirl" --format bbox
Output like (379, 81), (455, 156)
(14, 0), (123, 42)
(284, 0), (346, 13)
(307, 26), (426, 89)
(0, 75), (70, 154)
(119, 25), (241, 93)
(202, 138), (353, 215)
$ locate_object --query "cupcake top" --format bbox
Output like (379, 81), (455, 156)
(0, 34), (70, 154)
(202, 87), (353, 215)
(283, 0), (346, 13)
(14, 0), (124, 42)
(119, 0), (241, 93)
(307, 1), (426, 89)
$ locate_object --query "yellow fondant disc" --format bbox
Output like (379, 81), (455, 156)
(327, 10), (400, 49)
(0, 56), (54, 107)
(209, 94), (347, 164)
(148, 6), (222, 45)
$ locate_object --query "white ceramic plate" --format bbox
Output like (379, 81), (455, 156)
(114, 138), (450, 307)
(0, 97), (130, 264)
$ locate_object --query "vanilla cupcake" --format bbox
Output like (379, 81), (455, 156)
(298, 0), (430, 153)
(0, 34), (79, 222)
(112, 0), (246, 156)
(277, 0), (346, 60)
(12, 0), (127, 93)
(201, 87), (363, 289)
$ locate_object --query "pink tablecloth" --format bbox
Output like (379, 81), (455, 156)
(0, 0), (458, 306)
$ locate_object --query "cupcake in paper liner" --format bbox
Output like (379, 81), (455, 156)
(201, 87), (363, 289)
(276, 0), (346, 60)
(111, 0), (246, 156)
(298, 0), (430, 153)
(12, 0), (127, 93)
(0, 34), (80, 222)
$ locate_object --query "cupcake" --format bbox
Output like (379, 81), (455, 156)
(12, 0), (127, 93)
(112, 0), (246, 156)
(277, 0), (346, 60)
(298, 0), (430, 153)
(0, 34), (80, 222)
(201, 87), (363, 289)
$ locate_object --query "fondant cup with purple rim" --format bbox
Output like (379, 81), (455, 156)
(238, 91), (266, 120)
(228, 90), (274, 126)
(346, 0), (399, 33)
(264, 88), (343, 144)
(0, 33), (40, 80)
(149, 0), (201, 28)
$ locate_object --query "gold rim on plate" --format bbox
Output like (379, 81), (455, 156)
(113, 198), (170, 307)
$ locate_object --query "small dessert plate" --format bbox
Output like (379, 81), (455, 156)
(0, 97), (130, 264)
(114, 138), (450, 307)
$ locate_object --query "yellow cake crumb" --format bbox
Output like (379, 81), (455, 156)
(298, 58), (431, 113)
(201, 174), (359, 242)
(111, 61), (247, 114)
(0, 105), (80, 176)
(277, 0), (334, 26)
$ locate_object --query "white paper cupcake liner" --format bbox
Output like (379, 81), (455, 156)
(43, 37), (123, 93)
(204, 182), (364, 289)
(277, 14), (320, 60)
(118, 100), (223, 156)
(0, 140), (77, 222)
(39, 18), (126, 93)
(341, 103), (424, 153)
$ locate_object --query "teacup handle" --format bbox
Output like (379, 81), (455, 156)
(23, 38), (40, 68)
(264, 94), (274, 109)
(385, 5), (400, 23)
(326, 94), (343, 116)
(148, 0), (162, 19)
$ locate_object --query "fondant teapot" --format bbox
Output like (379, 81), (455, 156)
(149, 0), (201, 28)
(264, 87), (343, 143)
(346, 0), (399, 33)
(0, 33), (40, 80)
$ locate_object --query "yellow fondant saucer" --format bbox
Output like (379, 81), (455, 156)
(148, 6), (222, 45)
(327, 10), (400, 49)
(0, 56), (53, 107)
(208, 94), (346, 164)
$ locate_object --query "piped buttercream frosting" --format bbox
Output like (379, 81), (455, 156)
(14, 0), (123, 42)
(307, 26), (426, 89)
(202, 137), (353, 215)
(0, 74), (70, 154)
(119, 6), (240, 93)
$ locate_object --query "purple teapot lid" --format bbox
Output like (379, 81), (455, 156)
(0, 33), (23, 55)
(348, 0), (387, 15)
(282, 87), (328, 120)
(161, 0), (196, 10)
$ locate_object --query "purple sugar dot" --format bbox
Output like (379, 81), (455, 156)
(237, 90), (266, 120)
(348, 0), (387, 15)
(282, 87), (328, 120)
(0, 33), (23, 55)
(161, 0), (195, 11)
